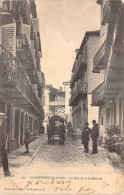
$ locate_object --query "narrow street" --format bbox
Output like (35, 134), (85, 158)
(0, 135), (120, 175)
(0, 136), (123, 195)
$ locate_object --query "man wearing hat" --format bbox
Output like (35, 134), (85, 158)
(24, 127), (30, 153)
(82, 122), (91, 153)
(91, 120), (99, 154)
(0, 112), (11, 177)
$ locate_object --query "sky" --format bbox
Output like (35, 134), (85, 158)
(36, 0), (100, 89)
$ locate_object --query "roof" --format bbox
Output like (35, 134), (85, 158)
(72, 30), (100, 72)
(63, 81), (70, 85)
(45, 84), (59, 92)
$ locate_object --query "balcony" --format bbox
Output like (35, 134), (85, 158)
(70, 48), (87, 87)
(93, 38), (111, 73)
(16, 34), (41, 89)
(102, 0), (122, 25)
(16, 34), (33, 68)
(0, 45), (43, 116)
(69, 83), (87, 106)
(102, 0), (110, 25)
(92, 82), (105, 106)
(49, 101), (65, 107)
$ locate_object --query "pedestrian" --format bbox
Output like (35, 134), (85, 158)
(47, 122), (53, 144)
(82, 122), (91, 153)
(0, 112), (11, 177)
(24, 127), (30, 153)
(91, 120), (99, 154)
(59, 122), (66, 145)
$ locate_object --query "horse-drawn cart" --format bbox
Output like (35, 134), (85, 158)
(47, 115), (66, 145)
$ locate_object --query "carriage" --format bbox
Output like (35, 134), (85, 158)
(47, 115), (66, 145)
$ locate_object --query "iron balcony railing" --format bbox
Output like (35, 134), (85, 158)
(92, 82), (105, 106)
(70, 48), (87, 86)
(0, 45), (43, 115)
(16, 34), (29, 49)
(69, 83), (87, 106)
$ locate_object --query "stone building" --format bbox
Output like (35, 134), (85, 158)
(44, 85), (65, 133)
(69, 30), (100, 137)
(0, 0), (45, 151)
(92, 0), (124, 141)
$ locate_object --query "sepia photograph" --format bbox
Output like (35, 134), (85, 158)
(0, 0), (124, 194)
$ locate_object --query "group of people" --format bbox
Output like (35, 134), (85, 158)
(82, 120), (99, 154)
(47, 121), (66, 145)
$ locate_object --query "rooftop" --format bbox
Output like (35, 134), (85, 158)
(72, 30), (100, 72)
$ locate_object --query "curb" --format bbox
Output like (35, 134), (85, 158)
(11, 138), (44, 175)
(67, 140), (94, 167)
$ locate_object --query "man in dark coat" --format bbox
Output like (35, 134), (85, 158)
(91, 120), (99, 154)
(47, 122), (53, 144)
(59, 122), (66, 145)
(0, 112), (11, 177)
(24, 127), (30, 153)
(82, 122), (91, 153)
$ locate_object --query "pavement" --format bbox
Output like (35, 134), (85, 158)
(0, 134), (122, 177)
(0, 135), (123, 195)
(0, 135), (44, 177)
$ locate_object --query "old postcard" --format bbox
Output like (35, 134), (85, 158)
(0, 0), (124, 194)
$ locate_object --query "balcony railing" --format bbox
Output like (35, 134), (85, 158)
(0, 45), (43, 115)
(70, 48), (87, 87)
(93, 40), (107, 73)
(92, 82), (105, 106)
(69, 83), (87, 106)
(17, 34), (29, 49)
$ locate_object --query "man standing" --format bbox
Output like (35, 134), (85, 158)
(59, 122), (66, 145)
(24, 127), (30, 153)
(91, 120), (99, 154)
(47, 122), (53, 144)
(0, 112), (11, 177)
(82, 122), (91, 153)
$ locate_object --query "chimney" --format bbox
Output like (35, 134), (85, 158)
(75, 49), (79, 55)
(60, 87), (62, 91)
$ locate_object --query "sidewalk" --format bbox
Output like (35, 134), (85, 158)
(67, 136), (122, 170)
(0, 135), (44, 177)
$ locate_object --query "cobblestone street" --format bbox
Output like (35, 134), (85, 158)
(8, 135), (120, 176)
(0, 135), (122, 177)
(0, 135), (123, 195)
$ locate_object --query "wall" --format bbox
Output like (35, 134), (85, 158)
(87, 35), (100, 128)
(44, 87), (50, 133)
(88, 94), (99, 127)
(63, 83), (72, 123)
(87, 36), (100, 93)
(72, 97), (87, 131)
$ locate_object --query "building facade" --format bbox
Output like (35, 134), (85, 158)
(63, 81), (72, 124)
(0, 0), (45, 151)
(69, 31), (100, 137)
(92, 0), (124, 141)
(44, 85), (65, 133)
